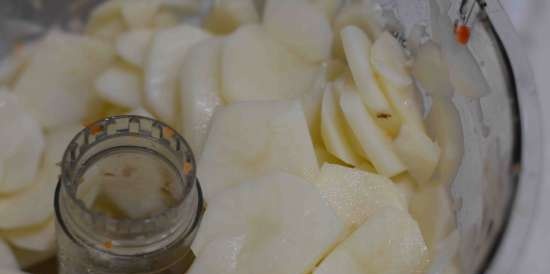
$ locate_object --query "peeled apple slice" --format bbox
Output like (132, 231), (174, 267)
(0, 44), (34, 86)
(145, 25), (210, 124)
(264, 0), (333, 63)
(203, 0), (260, 34)
(180, 38), (224, 155)
(95, 65), (142, 109)
(394, 124), (440, 184)
(314, 164), (406, 231)
(412, 41), (454, 98)
(410, 184), (455, 249)
(116, 30), (154, 67)
(221, 25), (317, 103)
(427, 98), (464, 186)
(309, 0), (343, 19)
(371, 31), (412, 87)
(425, 231), (460, 274)
(198, 100), (319, 201)
(302, 63), (329, 146)
(0, 124), (80, 229)
(393, 174), (418, 206)
(320, 85), (363, 166)
(0, 239), (18, 269)
(314, 146), (346, 166)
(121, 0), (160, 28)
(341, 26), (394, 119)
(125, 107), (155, 118)
(3, 219), (55, 252)
(339, 87), (406, 177)
(14, 31), (114, 129)
(314, 208), (429, 274)
(0, 90), (44, 194)
(379, 79), (426, 132)
(189, 173), (346, 274)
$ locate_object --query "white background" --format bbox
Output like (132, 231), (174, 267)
(500, 1), (549, 273)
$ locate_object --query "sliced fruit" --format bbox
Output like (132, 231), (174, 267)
(14, 31), (114, 129)
(203, 0), (259, 34)
(12, 248), (56, 270)
(371, 31), (412, 87)
(145, 25), (210, 124)
(341, 26), (394, 118)
(379, 79), (425, 133)
(426, 97), (464, 186)
(87, 17), (128, 41)
(333, 0), (384, 59)
(198, 100), (319, 201)
(412, 41), (453, 98)
(393, 174), (418, 206)
(180, 38), (224, 155)
(221, 25), (317, 103)
(314, 146), (346, 166)
(0, 90), (44, 194)
(116, 30), (154, 67)
(425, 231), (460, 274)
(121, 0), (161, 28)
(189, 173), (346, 274)
(264, 0), (333, 63)
(3, 219), (55, 252)
(95, 65), (142, 109)
(152, 11), (180, 28)
(301, 63), (329, 146)
(339, 87), (406, 177)
(320, 85), (362, 166)
(410, 184), (455, 249)
(394, 124), (440, 184)
(86, 0), (125, 35)
(0, 44), (34, 86)
(125, 107), (155, 118)
(314, 208), (429, 274)
(355, 161), (376, 173)
(0, 239), (18, 269)
(314, 164), (406, 231)
(42, 124), (83, 165)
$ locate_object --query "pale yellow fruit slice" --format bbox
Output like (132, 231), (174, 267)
(309, 0), (343, 19)
(339, 87), (406, 177)
(145, 25), (210, 124)
(203, 0), (259, 34)
(314, 146), (346, 166)
(198, 100), (319, 201)
(221, 25), (317, 103)
(0, 44), (34, 86)
(394, 124), (440, 184)
(410, 185), (455, 249)
(121, 0), (161, 28)
(116, 30), (154, 67)
(14, 31), (114, 129)
(125, 107), (155, 118)
(341, 26), (395, 119)
(371, 31), (412, 87)
(302, 63), (329, 146)
(264, 0), (333, 63)
(412, 41), (454, 98)
(3, 219), (55, 252)
(314, 164), (406, 231)
(189, 173), (346, 274)
(314, 207), (429, 274)
(180, 38), (224, 155)
(320, 85), (363, 166)
(0, 90), (44, 194)
(95, 65), (142, 109)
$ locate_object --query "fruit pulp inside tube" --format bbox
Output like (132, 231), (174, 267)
(76, 150), (182, 219)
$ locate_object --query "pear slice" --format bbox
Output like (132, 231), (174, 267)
(145, 25), (210, 124)
(95, 65), (142, 109)
(314, 164), (406, 231)
(121, 0), (161, 28)
(314, 208), (429, 274)
(0, 239), (18, 269)
(0, 90), (44, 194)
(221, 25), (317, 103)
(189, 173), (346, 274)
(264, 0), (333, 63)
(341, 26), (396, 122)
(339, 87), (406, 177)
(412, 41), (454, 98)
(180, 38), (224, 155)
(116, 30), (154, 68)
(320, 85), (363, 166)
(3, 219), (55, 252)
(394, 124), (440, 184)
(0, 44), (34, 86)
(14, 31), (114, 129)
(203, 0), (259, 34)
(371, 31), (412, 88)
(198, 100), (319, 201)
(309, 0), (343, 19)
(302, 63), (330, 146)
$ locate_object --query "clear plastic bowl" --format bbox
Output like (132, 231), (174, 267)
(0, 0), (543, 274)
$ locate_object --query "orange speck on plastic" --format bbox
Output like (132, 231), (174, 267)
(455, 25), (470, 45)
(183, 162), (193, 175)
(88, 123), (103, 135)
(102, 241), (113, 249)
(163, 127), (174, 138)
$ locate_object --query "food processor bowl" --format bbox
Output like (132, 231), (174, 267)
(0, 0), (542, 273)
